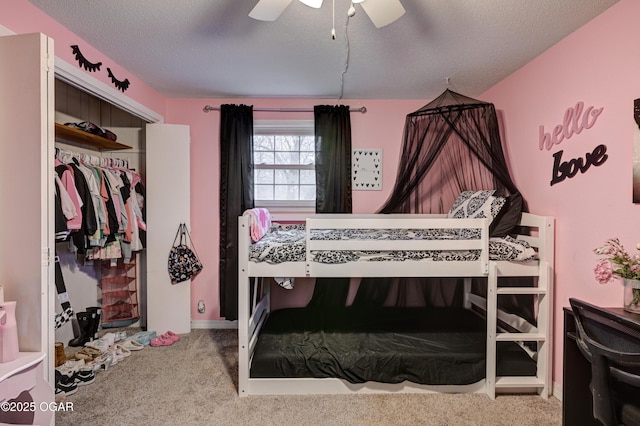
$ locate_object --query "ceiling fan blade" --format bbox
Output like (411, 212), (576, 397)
(360, 0), (405, 28)
(249, 0), (293, 21)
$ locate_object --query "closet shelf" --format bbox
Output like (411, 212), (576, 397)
(103, 289), (136, 299)
(55, 123), (132, 151)
(100, 257), (139, 328)
(101, 275), (136, 286)
(102, 301), (138, 311)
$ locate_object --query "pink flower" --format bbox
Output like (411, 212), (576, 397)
(594, 238), (640, 283)
(594, 260), (613, 285)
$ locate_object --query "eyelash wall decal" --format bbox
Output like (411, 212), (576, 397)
(107, 68), (130, 92)
(70, 45), (102, 72)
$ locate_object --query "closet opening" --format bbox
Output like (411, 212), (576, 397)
(53, 78), (149, 347)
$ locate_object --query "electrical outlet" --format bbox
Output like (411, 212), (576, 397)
(197, 300), (205, 314)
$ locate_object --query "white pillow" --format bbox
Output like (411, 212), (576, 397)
(447, 190), (506, 223)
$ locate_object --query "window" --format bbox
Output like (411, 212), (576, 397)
(253, 120), (315, 209)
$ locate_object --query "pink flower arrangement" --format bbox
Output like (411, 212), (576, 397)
(593, 238), (640, 309)
(593, 238), (640, 283)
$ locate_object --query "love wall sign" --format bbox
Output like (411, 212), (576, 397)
(539, 101), (607, 186)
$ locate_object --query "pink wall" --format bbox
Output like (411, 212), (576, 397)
(0, 0), (166, 115)
(482, 0), (640, 388)
(6, 0), (633, 390)
(166, 98), (425, 319)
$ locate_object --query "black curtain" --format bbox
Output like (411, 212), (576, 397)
(307, 105), (353, 307)
(352, 90), (533, 322)
(313, 105), (353, 213)
(219, 104), (254, 321)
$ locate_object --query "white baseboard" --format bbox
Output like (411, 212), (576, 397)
(191, 320), (238, 329)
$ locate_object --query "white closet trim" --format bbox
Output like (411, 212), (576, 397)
(0, 22), (162, 123)
(55, 59), (162, 123)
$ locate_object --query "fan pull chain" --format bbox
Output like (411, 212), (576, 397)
(347, 2), (356, 17)
(339, 4), (352, 99)
(331, 0), (336, 39)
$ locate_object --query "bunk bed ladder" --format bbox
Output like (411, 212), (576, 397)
(490, 216), (554, 399)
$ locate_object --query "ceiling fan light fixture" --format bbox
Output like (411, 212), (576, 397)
(299, 0), (323, 8)
(249, 0), (404, 28)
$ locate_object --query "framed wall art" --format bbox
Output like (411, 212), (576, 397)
(352, 149), (382, 191)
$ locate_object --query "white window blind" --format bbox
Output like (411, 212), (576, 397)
(253, 120), (315, 210)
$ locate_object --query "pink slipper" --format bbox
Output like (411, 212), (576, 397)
(150, 335), (173, 347)
(163, 331), (180, 342)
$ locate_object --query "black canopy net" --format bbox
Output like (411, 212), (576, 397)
(378, 89), (521, 215)
(351, 89), (534, 323)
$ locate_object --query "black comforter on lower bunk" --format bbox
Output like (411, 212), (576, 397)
(250, 307), (536, 385)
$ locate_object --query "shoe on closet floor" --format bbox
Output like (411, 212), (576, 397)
(84, 352), (112, 372)
(68, 312), (93, 347)
(113, 331), (127, 342)
(121, 339), (144, 351)
(150, 335), (173, 347)
(54, 342), (66, 367)
(73, 346), (102, 361)
(55, 383), (76, 399)
(105, 344), (131, 363)
(85, 306), (101, 340)
(55, 359), (86, 377)
(55, 386), (66, 402)
(55, 371), (78, 397)
(116, 343), (131, 358)
(71, 369), (95, 386)
(127, 330), (156, 346)
(85, 333), (115, 352)
(108, 345), (126, 365)
(163, 331), (180, 342)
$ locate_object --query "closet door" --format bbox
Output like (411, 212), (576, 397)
(0, 33), (55, 381)
(146, 123), (191, 334)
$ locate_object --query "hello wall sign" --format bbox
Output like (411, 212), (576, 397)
(539, 101), (606, 186)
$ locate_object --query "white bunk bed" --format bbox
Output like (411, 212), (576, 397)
(238, 212), (554, 399)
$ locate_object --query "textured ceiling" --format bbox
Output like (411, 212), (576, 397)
(28, 0), (619, 99)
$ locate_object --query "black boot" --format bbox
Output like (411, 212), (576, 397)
(68, 312), (91, 347)
(86, 306), (102, 341)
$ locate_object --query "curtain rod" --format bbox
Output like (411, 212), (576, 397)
(203, 105), (367, 114)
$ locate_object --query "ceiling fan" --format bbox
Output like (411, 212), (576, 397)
(249, 0), (405, 28)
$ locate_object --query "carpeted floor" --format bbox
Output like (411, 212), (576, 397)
(56, 329), (562, 425)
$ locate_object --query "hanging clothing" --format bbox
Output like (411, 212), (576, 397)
(63, 162), (98, 254)
(54, 149), (147, 263)
(55, 162), (83, 231)
(54, 175), (74, 242)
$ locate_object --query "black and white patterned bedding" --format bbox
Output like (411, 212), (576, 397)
(249, 224), (306, 264)
(249, 223), (537, 264)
